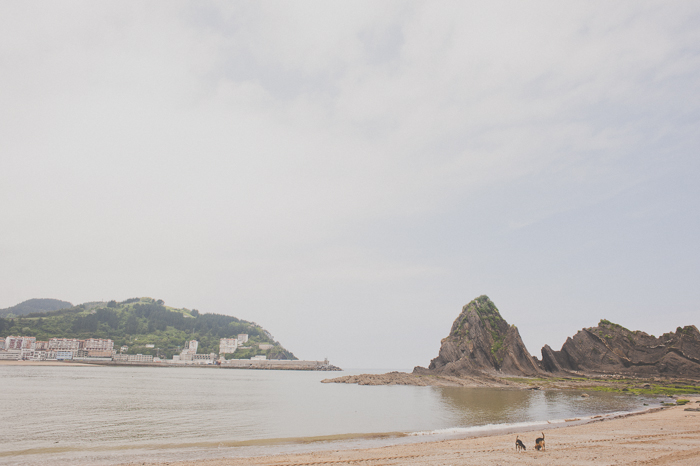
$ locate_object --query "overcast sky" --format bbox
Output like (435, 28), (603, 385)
(1, 1), (699, 369)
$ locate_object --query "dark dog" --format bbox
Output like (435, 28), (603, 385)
(535, 432), (545, 451)
(515, 436), (526, 451)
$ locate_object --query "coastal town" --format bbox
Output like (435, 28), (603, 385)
(0, 334), (336, 370)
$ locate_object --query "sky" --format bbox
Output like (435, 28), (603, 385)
(1, 1), (699, 370)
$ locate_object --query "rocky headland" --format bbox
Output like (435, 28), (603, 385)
(413, 295), (543, 378)
(324, 295), (700, 389)
(541, 319), (700, 378)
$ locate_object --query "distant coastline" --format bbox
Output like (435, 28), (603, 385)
(0, 358), (341, 371)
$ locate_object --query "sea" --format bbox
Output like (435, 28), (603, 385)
(0, 365), (661, 465)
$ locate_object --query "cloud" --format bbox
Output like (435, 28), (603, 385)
(1, 1), (699, 367)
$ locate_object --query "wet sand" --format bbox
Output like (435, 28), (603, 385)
(137, 396), (700, 466)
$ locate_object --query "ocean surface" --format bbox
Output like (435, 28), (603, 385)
(0, 365), (657, 465)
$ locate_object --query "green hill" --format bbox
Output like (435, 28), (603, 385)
(0, 297), (296, 360)
(0, 298), (73, 318)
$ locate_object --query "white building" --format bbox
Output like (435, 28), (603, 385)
(183, 340), (198, 355)
(193, 353), (216, 364)
(56, 351), (74, 360)
(237, 334), (248, 344)
(5, 336), (36, 350)
(251, 355), (267, 360)
(30, 350), (48, 361)
(48, 338), (81, 351)
(0, 350), (21, 360)
(219, 338), (238, 354)
(176, 339), (200, 361)
(113, 353), (154, 363)
(4, 336), (21, 350)
(127, 354), (154, 363)
(83, 338), (114, 352)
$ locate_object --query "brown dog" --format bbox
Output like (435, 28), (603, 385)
(535, 432), (545, 451)
(515, 436), (526, 451)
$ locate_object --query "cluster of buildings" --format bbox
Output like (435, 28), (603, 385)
(170, 339), (216, 364)
(167, 334), (262, 365)
(0, 333), (262, 365)
(0, 336), (114, 361)
(217, 334), (272, 361)
(218, 333), (249, 354)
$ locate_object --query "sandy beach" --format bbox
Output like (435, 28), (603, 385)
(0, 360), (92, 366)
(137, 396), (700, 466)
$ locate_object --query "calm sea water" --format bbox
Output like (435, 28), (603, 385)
(0, 365), (655, 465)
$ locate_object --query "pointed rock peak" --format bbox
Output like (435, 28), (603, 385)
(415, 295), (543, 378)
(450, 295), (506, 337)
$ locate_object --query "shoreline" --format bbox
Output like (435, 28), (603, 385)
(120, 396), (700, 466)
(0, 360), (92, 367)
(0, 359), (339, 371)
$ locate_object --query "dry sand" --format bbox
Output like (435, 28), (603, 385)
(137, 397), (700, 466)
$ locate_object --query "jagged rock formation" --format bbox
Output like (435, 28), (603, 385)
(541, 320), (700, 378)
(413, 295), (543, 377)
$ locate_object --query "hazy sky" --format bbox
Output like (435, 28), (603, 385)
(2, 1), (699, 369)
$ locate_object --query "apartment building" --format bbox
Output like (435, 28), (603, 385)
(48, 338), (81, 351)
(0, 350), (20, 360)
(35, 341), (49, 350)
(56, 351), (74, 360)
(30, 350), (48, 361)
(219, 338), (238, 354)
(5, 336), (36, 350)
(83, 338), (114, 352)
(182, 340), (198, 355)
(0, 336), (116, 360)
(113, 353), (154, 363)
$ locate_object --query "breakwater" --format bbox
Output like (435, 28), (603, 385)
(220, 359), (340, 371)
(76, 359), (341, 371)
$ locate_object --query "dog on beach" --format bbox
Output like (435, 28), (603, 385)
(535, 432), (545, 451)
(515, 436), (526, 451)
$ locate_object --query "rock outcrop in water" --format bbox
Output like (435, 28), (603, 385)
(413, 295), (544, 378)
(541, 320), (700, 378)
(326, 295), (700, 387)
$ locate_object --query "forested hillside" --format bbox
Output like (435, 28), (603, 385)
(0, 298), (73, 318)
(0, 297), (296, 360)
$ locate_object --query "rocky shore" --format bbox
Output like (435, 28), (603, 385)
(324, 295), (700, 390)
(321, 370), (513, 387)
